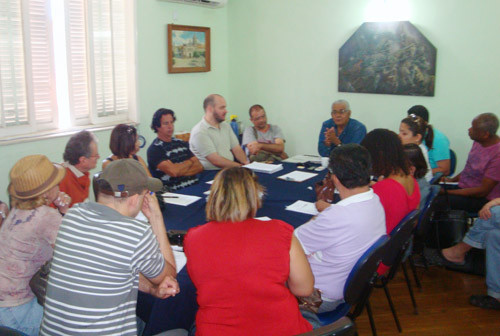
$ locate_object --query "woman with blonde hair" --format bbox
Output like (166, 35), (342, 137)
(0, 155), (71, 335)
(184, 167), (314, 335)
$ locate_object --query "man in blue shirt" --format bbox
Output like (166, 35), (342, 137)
(318, 99), (367, 157)
(408, 105), (451, 175)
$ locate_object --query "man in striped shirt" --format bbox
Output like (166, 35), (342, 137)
(40, 159), (179, 335)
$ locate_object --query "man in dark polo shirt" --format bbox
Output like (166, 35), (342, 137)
(147, 108), (203, 191)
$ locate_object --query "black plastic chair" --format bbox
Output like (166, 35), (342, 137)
(449, 149), (457, 177)
(374, 209), (420, 332)
(430, 171), (443, 185)
(92, 171), (102, 202)
(0, 326), (29, 336)
(299, 317), (356, 336)
(317, 235), (390, 336)
(409, 185), (441, 280)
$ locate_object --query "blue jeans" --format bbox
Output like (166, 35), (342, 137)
(0, 297), (43, 336)
(463, 206), (500, 299)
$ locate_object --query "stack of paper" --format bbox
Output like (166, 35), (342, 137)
(283, 154), (322, 164)
(162, 192), (201, 206)
(278, 171), (317, 182)
(285, 200), (319, 216)
(244, 162), (284, 174)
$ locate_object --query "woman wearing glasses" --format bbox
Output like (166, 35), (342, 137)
(184, 167), (314, 335)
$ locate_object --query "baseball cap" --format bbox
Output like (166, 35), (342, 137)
(99, 159), (162, 197)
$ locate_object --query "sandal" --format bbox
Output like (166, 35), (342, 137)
(470, 295), (500, 310)
(438, 250), (466, 266)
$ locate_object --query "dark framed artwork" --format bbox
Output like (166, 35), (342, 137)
(338, 21), (437, 96)
(168, 24), (211, 73)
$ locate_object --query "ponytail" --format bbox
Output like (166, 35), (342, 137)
(425, 124), (434, 149)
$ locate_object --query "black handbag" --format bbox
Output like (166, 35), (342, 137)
(428, 209), (468, 249)
(29, 259), (51, 307)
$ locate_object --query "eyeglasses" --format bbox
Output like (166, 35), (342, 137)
(331, 109), (349, 116)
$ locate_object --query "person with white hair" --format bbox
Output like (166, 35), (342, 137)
(318, 99), (367, 157)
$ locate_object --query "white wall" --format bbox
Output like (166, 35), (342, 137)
(227, 0), (500, 171)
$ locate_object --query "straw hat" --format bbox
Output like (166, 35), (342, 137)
(9, 155), (66, 199)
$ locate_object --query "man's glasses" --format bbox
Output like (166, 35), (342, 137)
(331, 109), (348, 116)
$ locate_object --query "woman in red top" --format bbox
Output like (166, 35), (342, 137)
(184, 167), (314, 336)
(362, 129), (420, 274)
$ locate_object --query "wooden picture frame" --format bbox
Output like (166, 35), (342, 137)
(168, 24), (211, 73)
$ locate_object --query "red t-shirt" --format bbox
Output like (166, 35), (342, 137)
(373, 178), (420, 274)
(184, 218), (312, 336)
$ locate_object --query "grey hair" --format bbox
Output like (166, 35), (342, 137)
(475, 113), (499, 136)
(332, 99), (351, 111)
(63, 130), (98, 165)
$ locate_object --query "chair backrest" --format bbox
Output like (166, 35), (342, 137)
(416, 185), (441, 237)
(92, 171), (102, 202)
(449, 149), (457, 176)
(430, 172), (443, 185)
(0, 326), (29, 336)
(298, 316), (356, 336)
(382, 209), (420, 280)
(343, 235), (389, 312)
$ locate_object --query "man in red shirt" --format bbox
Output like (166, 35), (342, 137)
(59, 130), (100, 207)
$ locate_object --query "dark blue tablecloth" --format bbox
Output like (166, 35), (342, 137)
(137, 163), (327, 335)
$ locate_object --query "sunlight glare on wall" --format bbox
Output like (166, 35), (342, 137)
(364, 0), (411, 22)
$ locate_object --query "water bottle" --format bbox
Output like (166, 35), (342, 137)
(230, 119), (239, 138)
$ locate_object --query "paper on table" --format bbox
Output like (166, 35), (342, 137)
(278, 171), (317, 182)
(283, 154), (322, 164)
(162, 192), (201, 206)
(206, 180), (214, 185)
(286, 200), (319, 216)
(255, 216), (272, 221)
(173, 250), (187, 272)
(243, 162), (283, 174)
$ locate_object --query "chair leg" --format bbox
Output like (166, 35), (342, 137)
(407, 255), (422, 290)
(365, 299), (377, 336)
(382, 281), (402, 332)
(401, 261), (419, 315)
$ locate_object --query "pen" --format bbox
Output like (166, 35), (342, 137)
(164, 196), (179, 198)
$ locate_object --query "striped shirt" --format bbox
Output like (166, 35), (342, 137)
(40, 202), (165, 335)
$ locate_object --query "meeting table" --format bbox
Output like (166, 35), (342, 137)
(137, 161), (328, 335)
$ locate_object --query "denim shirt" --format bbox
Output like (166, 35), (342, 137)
(317, 118), (367, 157)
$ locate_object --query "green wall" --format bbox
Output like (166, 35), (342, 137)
(228, 0), (500, 168)
(1, 0), (500, 200)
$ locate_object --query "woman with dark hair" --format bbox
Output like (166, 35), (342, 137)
(362, 129), (420, 234)
(102, 124), (150, 175)
(184, 167), (314, 335)
(404, 143), (431, 209)
(399, 114), (434, 181)
(0, 155), (70, 335)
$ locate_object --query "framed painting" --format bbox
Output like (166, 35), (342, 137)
(168, 24), (211, 73)
(338, 21), (437, 96)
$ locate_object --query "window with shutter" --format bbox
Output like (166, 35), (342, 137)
(0, 0), (136, 141)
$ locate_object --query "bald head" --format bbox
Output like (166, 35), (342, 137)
(203, 94), (224, 112)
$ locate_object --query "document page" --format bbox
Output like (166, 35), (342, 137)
(278, 171), (317, 182)
(162, 192), (201, 206)
(285, 200), (319, 216)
